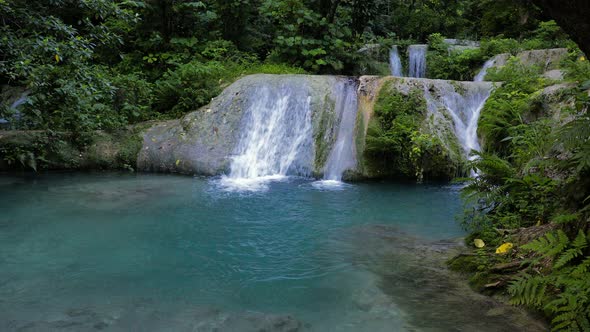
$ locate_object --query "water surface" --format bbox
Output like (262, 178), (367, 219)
(0, 173), (542, 331)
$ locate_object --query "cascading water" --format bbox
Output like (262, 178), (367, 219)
(423, 81), (492, 177)
(221, 83), (314, 191)
(408, 45), (428, 78)
(0, 92), (28, 126)
(322, 80), (359, 182)
(389, 46), (404, 77)
(474, 58), (496, 82)
(439, 84), (492, 158)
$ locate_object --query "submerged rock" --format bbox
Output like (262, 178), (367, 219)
(343, 225), (549, 331)
(2, 304), (305, 332)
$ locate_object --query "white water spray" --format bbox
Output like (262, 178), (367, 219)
(221, 83), (314, 191)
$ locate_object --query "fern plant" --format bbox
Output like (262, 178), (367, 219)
(509, 230), (590, 331)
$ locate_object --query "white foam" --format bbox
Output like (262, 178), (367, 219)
(311, 180), (350, 191)
(216, 174), (288, 192)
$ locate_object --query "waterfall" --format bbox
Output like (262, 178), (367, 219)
(408, 45), (428, 78)
(474, 58), (496, 82)
(427, 83), (491, 164)
(0, 91), (28, 126)
(10, 94), (29, 109)
(389, 46), (404, 77)
(322, 81), (359, 181)
(424, 82), (492, 172)
(221, 82), (314, 190)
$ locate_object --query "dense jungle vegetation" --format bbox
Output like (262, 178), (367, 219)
(1, 0), (590, 330)
(0, 0), (565, 132)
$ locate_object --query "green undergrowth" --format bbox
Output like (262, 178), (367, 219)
(455, 51), (590, 330)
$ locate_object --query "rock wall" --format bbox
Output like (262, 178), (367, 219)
(488, 48), (568, 78)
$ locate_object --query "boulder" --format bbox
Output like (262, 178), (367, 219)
(137, 74), (347, 176)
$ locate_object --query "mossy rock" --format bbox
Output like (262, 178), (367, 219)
(361, 78), (467, 181)
(83, 128), (144, 170)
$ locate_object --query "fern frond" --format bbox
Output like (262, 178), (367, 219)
(522, 230), (570, 258)
(572, 230), (588, 249)
(554, 231), (587, 269)
(508, 275), (548, 307)
(572, 256), (590, 277)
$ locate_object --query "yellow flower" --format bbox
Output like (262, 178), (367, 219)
(580, 56), (586, 62)
(474, 239), (485, 248)
(495, 242), (513, 254)
(55, 54), (60, 63)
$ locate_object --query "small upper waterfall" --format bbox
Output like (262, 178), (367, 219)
(1, 91), (28, 126)
(389, 46), (404, 77)
(322, 80), (359, 181)
(474, 58), (496, 82)
(222, 82), (314, 190)
(408, 45), (428, 78)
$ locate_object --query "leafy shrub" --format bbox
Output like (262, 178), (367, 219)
(426, 33), (485, 80)
(111, 73), (156, 123)
(460, 34), (590, 331)
(154, 60), (227, 117)
(478, 58), (547, 157)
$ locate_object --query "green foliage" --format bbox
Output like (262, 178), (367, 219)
(261, 0), (354, 73)
(423, 21), (574, 81)
(111, 73), (156, 122)
(0, 131), (82, 170)
(154, 60), (227, 116)
(522, 230), (571, 258)
(562, 55), (590, 83)
(154, 59), (305, 116)
(509, 230), (590, 331)
(426, 33), (484, 81)
(479, 38), (522, 57)
(365, 85), (427, 178)
(478, 58), (547, 157)
(460, 31), (590, 330)
(0, 0), (576, 139)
